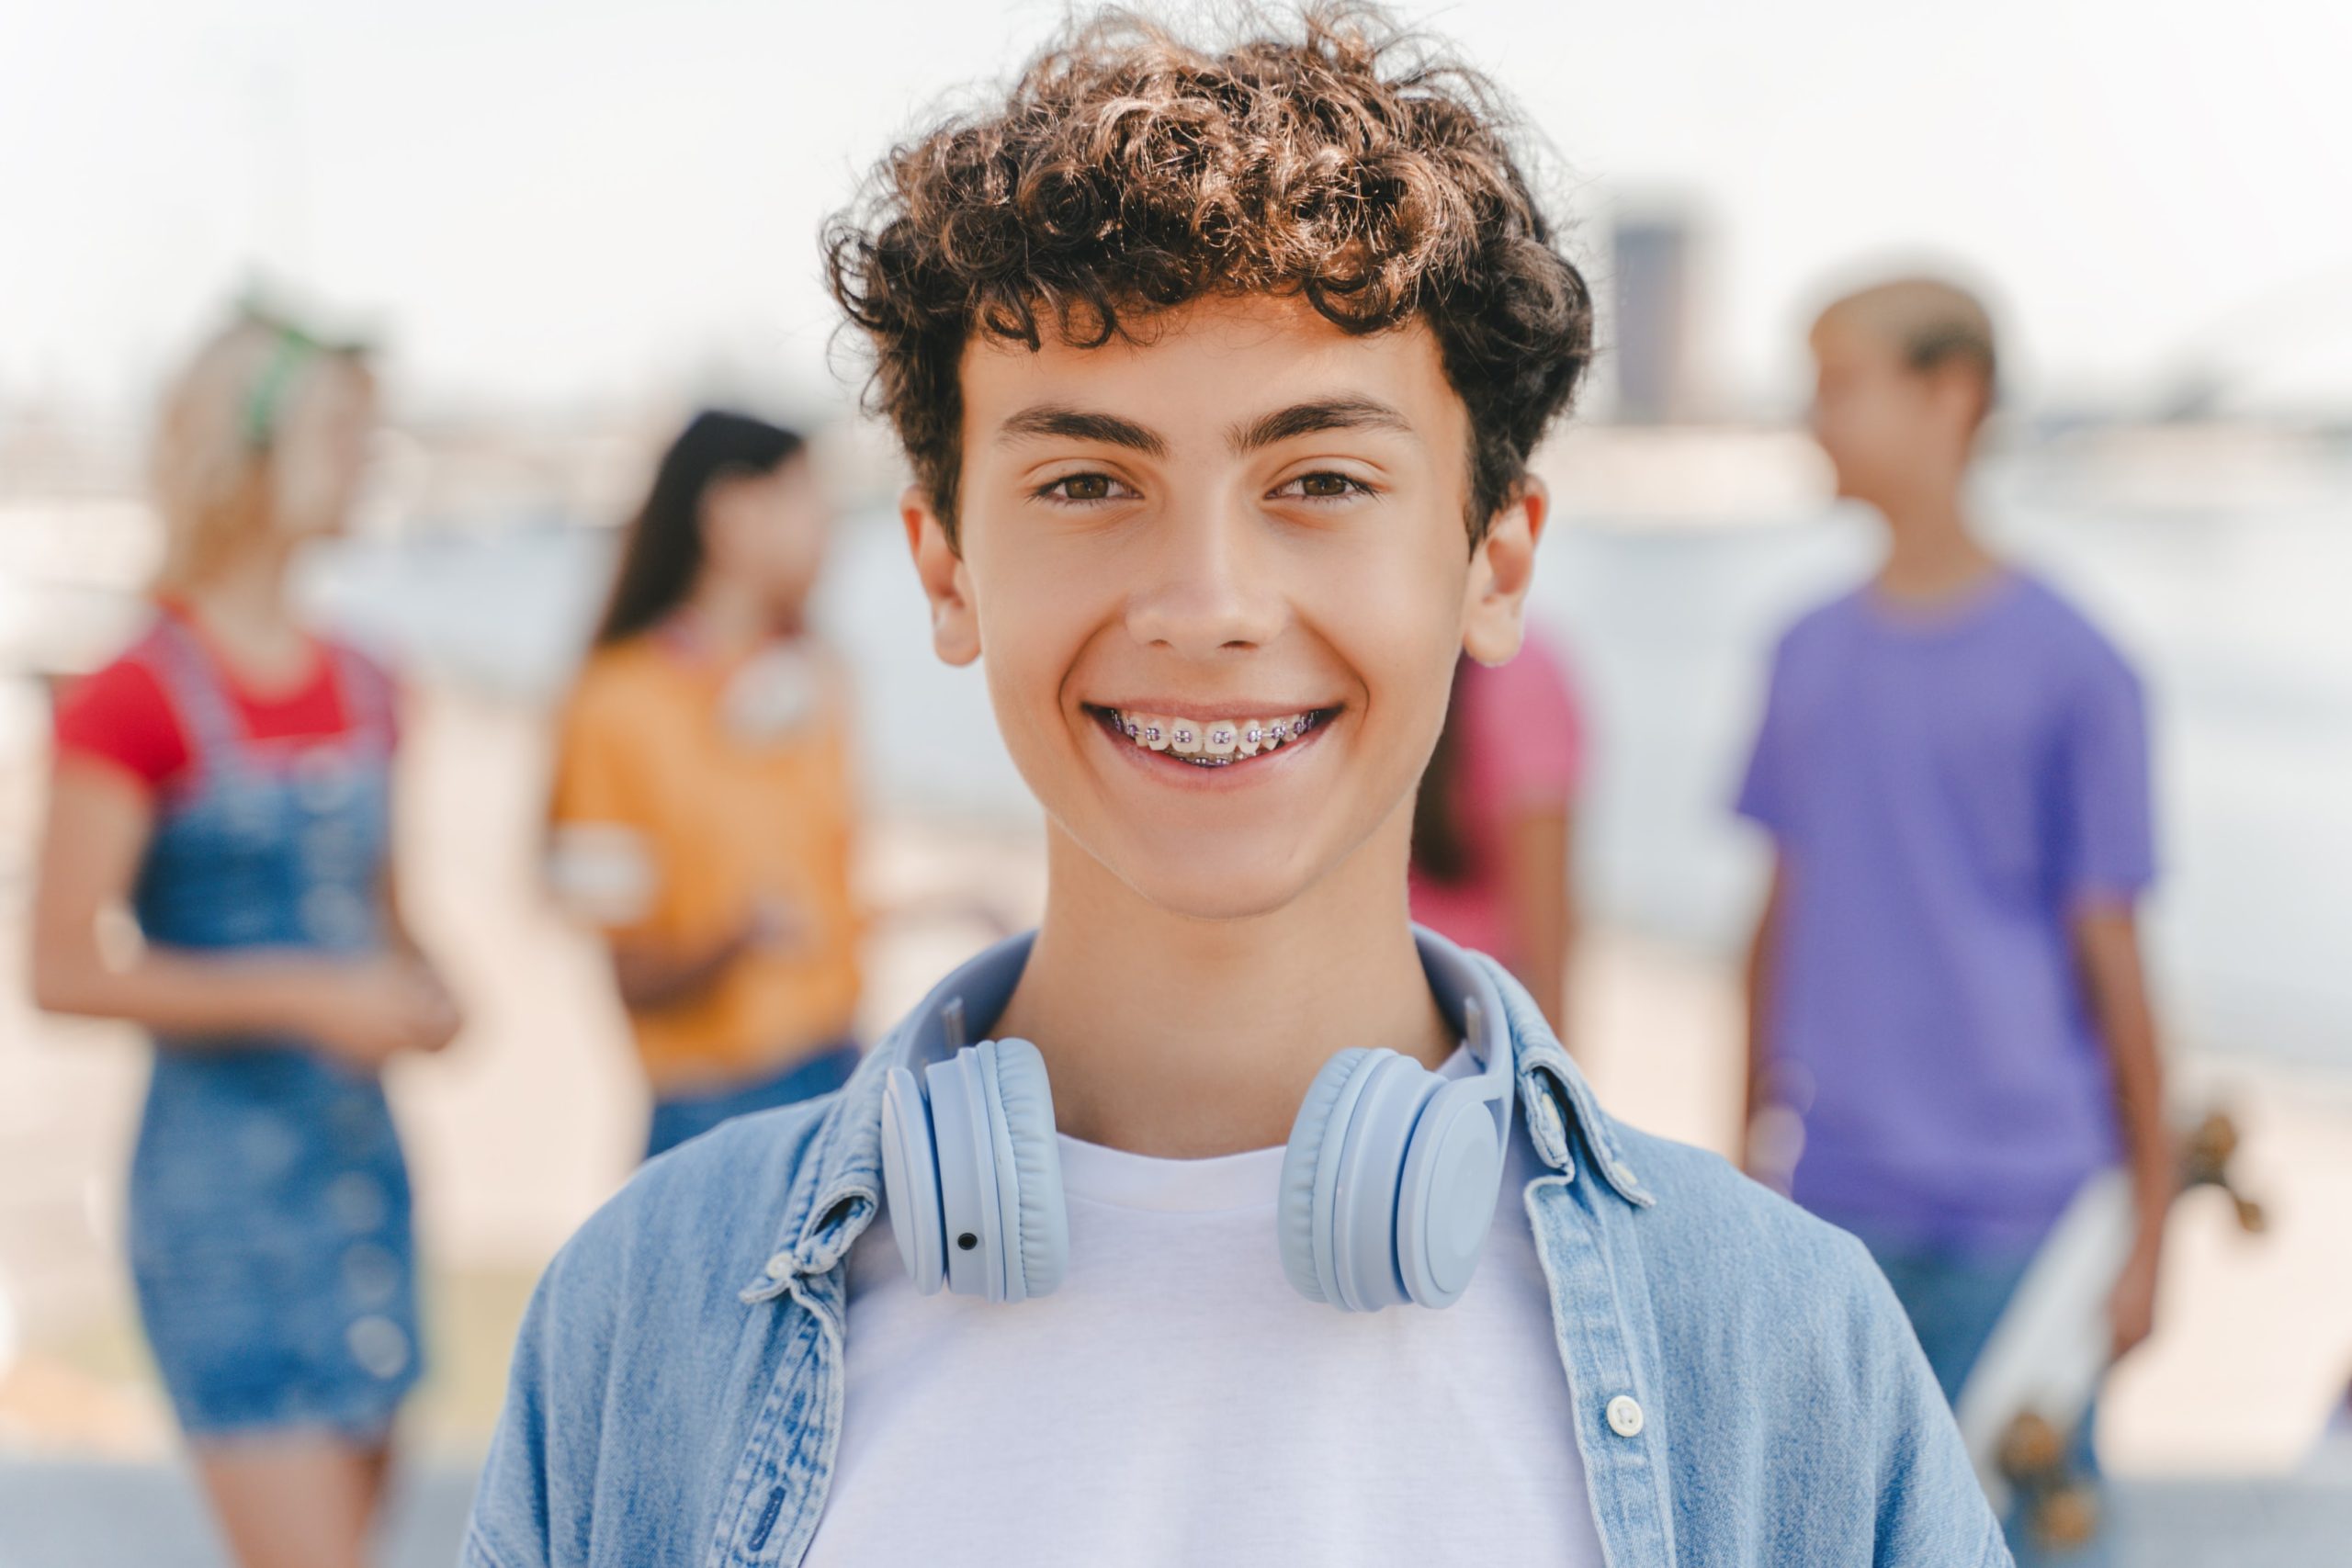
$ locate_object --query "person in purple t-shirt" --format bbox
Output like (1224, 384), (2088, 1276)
(1736, 277), (2170, 1495)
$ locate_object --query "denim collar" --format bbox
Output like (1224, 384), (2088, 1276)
(743, 929), (1653, 1299)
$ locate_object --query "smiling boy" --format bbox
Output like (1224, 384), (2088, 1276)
(464, 10), (2007, 1566)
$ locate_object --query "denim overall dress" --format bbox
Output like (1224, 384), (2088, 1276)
(124, 616), (424, 1439)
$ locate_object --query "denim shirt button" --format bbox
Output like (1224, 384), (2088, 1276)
(763, 1252), (792, 1281)
(1606, 1394), (1645, 1438)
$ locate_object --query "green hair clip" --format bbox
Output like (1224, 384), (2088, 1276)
(237, 297), (372, 452)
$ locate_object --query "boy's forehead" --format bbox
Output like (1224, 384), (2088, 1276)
(958, 293), (1463, 444)
(1808, 312), (1903, 368)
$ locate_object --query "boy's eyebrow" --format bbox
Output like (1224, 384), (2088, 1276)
(995, 396), (1415, 458)
(998, 404), (1167, 457)
(1229, 397), (1416, 452)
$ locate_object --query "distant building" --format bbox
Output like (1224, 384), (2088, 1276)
(1611, 212), (1699, 423)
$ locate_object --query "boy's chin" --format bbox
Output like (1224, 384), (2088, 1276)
(1104, 847), (1326, 925)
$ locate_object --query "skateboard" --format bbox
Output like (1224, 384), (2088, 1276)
(1951, 1111), (2265, 1549)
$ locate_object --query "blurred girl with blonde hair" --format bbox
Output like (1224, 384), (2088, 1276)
(31, 302), (458, 1568)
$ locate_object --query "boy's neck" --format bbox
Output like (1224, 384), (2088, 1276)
(989, 809), (1456, 1159)
(1871, 492), (2001, 604)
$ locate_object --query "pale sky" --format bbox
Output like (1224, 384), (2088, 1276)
(6, 0), (2349, 420)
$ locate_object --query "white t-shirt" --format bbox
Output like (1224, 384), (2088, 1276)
(804, 1049), (1604, 1567)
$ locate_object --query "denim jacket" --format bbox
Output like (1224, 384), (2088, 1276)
(465, 945), (2009, 1567)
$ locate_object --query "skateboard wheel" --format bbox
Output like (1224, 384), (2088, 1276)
(1997, 1411), (2066, 1481)
(2034, 1483), (2099, 1549)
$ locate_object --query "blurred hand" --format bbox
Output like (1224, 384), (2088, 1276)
(2108, 1235), (2162, 1361)
(744, 894), (809, 954)
(292, 955), (463, 1068)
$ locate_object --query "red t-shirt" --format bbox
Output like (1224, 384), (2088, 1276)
(52, 613), (394, 795)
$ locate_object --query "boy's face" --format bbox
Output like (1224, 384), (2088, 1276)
(905, 294), (1541, 921)
(1808, 317), (1974, 509)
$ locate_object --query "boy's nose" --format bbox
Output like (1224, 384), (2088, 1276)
(1124, 498), (1284, 656)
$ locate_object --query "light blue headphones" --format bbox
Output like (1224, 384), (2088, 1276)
(879, 926), (1518, 1312)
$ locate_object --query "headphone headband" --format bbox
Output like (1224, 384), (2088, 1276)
(896, 929), (1037, 1070)
(1410, 924), (1516, 1116)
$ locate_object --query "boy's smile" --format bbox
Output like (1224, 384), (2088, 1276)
(1087, 703), (1329, 769)
(904, 292), (1541, 924)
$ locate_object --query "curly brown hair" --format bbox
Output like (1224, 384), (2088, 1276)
(824, 3), (1594, 549)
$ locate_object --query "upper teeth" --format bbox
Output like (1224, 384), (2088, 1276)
(1114, 709), (1317, 761)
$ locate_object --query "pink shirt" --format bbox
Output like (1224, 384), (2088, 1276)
(1408, 627), (1586, 968)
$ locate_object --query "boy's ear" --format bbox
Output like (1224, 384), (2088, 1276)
(1928, 358), (1994, 435)
(1461, 474), (1546, 667)
(901, 482), (982, 667)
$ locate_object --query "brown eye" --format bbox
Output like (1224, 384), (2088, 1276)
(1283, 471), (1363, 500)
(1053, 473), (1114, 502)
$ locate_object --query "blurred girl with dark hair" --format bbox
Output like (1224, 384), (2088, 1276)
(32, 304), (458, 1566)
(1408, 626), (1587, 1041)
(547, 411), (863, 1158)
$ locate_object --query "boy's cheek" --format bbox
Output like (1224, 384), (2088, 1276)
(970, 572), (1094, 672)
(1320, 560), (1468, 669)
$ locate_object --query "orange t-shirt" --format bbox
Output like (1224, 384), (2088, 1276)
(548, 632), (861, 1095)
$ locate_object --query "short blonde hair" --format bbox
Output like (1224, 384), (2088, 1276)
(1814, 276), (1996, 402)
(147, 311), (373, 590)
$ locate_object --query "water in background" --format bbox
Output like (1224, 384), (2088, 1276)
(303, 452), (2352, 1071)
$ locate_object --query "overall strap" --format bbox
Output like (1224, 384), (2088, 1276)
(141, 612), (247, 769)
(328, 643), (397, 751)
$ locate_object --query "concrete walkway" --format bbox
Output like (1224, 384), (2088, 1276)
(2, 1458), (2350, 1566)
(0, 1458), (476, 1568)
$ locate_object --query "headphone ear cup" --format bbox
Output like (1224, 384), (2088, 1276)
(1277, 1048), (1376, 1304)
(880, 1064), (946, 1293)
(1396, 1084), (1507, 1307)
(976, 1038), (1068, 1303)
